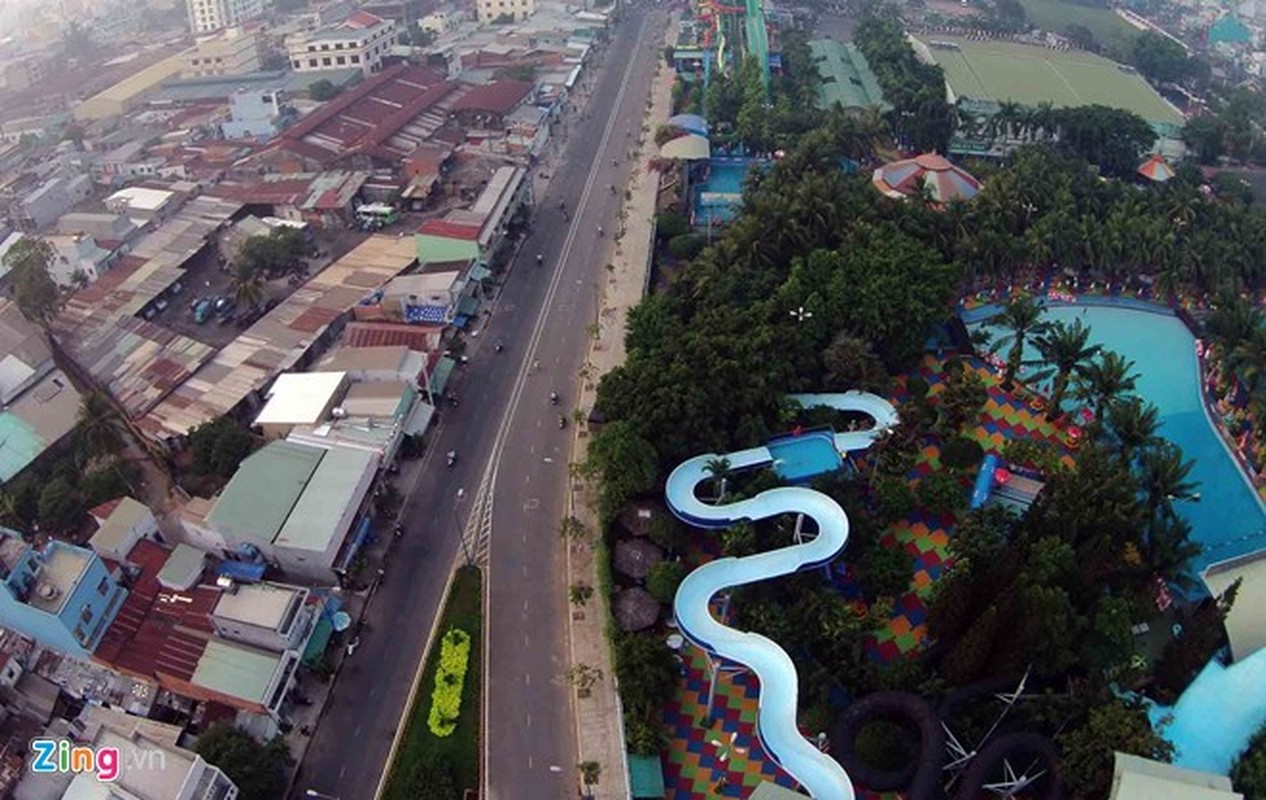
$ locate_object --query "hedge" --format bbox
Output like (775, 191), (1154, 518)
(427, 628), (472, 737)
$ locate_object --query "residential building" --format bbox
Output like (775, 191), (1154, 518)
(90, 141), (165, 187)
(0, 56), (49, 93)
(14, 173), (92, 233)
(88, 497), (161, 563)
(210, 581), (317, 653)
(197, 441), (379, 582)
(0, 301), (82, 484)
(44, 234), (118, 288)
(287, 11), (400, 77)
(0, 115), (67, 146)
(253, 371), (351, 440)
(186, 0), (266, 34)
(55, 212), (139, 244)
(105, 187), (178, 222)
(1204, 551), (1266, 663)
(362, 0), (430, 27)
(73, 51), (194, 122)
(284, 370), (431, 461)
(318, 345), (430, 385)
(1109, 752), (1241, 800)
(222, 88), (293, 141)
(447, 80), (534, 130)
(181, 25), (265, 78)
(378, 271), (462, 325)
(0, 532), (127, 659)
(477, 0), (535, 24)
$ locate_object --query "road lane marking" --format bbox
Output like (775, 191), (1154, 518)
(527, 714), (532, 727)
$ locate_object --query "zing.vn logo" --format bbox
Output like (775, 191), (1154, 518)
(27, 738), (166, 782)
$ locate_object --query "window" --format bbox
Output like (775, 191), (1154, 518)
(322, 57), (332, 66)
(308, 58), (318, 67)
(80, 605), (94, 624)
(350, 54), (360, 63)
(292, 60), (301, 69)
(97, 578), (110, 595)
(336, 56), (346, 65)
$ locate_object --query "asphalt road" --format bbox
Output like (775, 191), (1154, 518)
(293, 6), (664, 799)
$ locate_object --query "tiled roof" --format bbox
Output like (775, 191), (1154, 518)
(417, 219), (481, 240)
(449, 80), (534, 116)
(341, 321), (443, 351)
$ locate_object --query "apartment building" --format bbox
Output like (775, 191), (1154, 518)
(186, 0), (265, 34)
(287, 11), (399, 77)
(180, 25), (265, 77)
(477, 0), (535, 24)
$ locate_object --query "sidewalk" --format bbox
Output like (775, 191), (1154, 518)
(565, 13), (679, 800)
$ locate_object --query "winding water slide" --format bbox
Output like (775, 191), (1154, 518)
(665, 392), (899, 800)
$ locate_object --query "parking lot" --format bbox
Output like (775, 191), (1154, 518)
(146, 225), (370, 349)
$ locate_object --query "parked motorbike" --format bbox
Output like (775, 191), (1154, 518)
(558, 414), (567, 429)
(446, 451), (457, 468)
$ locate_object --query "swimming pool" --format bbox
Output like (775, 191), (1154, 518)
(970, 302), (1266, 577)
(768, 432), (843, 483)
(693, 159), (764, 224)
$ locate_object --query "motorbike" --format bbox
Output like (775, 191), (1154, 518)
(393, 523), (404, 539)
(446, 451), (457, 468)
(494, 341), (503, 353)
(550, 392), (559, 405)
(558, 414), (567, 429)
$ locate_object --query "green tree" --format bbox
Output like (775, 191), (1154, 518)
(1153, 579), (1238, 700)
(614, 632), (678, 719)
(1132, 30), (1194, 84)
(1032, 318), (1100, 420)
(309, 79), (341, 101)
(1182, 113), (1228, 164)
(4, 238), (61, 324)
(194, 725), (289, 800)
(822, 333), (888, 393)
(37, 477), (82, 533)
(1232, 721), (1266, 800)
(230, 261), (266, 310)
(1105, 396), (1161, 464)
(935, 365), (987, 435)
(988, 293), (1046, 390)
(1137, 441), (1198, 520)
(702, 457), (731, 499)
(188, 416), (256, 479)
(585, 421), (659, 522)
(1058, 700), (1174, 800)
(408, 752), (459, 800)
(76, 392), (127, 460)
(1075, 350), (1138, 424)
(1052, 105), (1158, 178)
(856, 542), (911, 599)
(646, 561), (688, 604)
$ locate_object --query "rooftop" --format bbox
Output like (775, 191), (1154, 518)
(1109, 752), (1240, 800)
(319, 344), (413, 373)
(105, 187), (174, 213)
(341, 380), (414, 418)
(156, 544), (206, 590)
(81, 728), (197, 800)
(808, 39), (890, 113)
(152, 68), (362, 105)
(212, 582), (302, 630)
(341, 321), (444, 351)
(273, 445), (377, 553)
(139, 235), (418, 440)
(449, 80), (534, 116)
(191, 638), (283, 707)
(0, 370), (80, 483)
(254, 371), (348, 427)
(0, 300), (53, 405)
(28, 545), (91, 615)
(206, 441), (325, 546)
(1204, 551), (1266, 662)
(88, 497), (152, 558)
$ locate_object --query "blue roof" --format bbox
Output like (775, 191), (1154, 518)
(218, 561), (267, 582)
(405, 304), (448, 324)
(668, 114), (709, 136)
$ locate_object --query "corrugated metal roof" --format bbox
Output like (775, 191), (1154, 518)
(191, 638), (283, 706)
(207, 441), (324, 546)
(274, 446), (377, 553)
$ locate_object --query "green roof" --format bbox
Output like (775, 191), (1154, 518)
(415, 234), (479, 265)
(809, 39), (891, 113)
(429, 356), (456, 395)
(207, 441), (323, 545)
(157, 544), (206, 587)
(628, 754), (665, 798)
(274, 446), (376, 553)
(0, 413), (48, 482)
(1209, 15), (1252, 45)
(193, 639), (281, 705)
(302, 616), (334, 667)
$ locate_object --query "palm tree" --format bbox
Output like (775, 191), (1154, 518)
(703, 457), (732, 500)
(1032, 318), (1100, 421)
(1228, 327), (1266, 398)
(1075, 350), (1138, 424)
(230, 263), (266, 311)
(989, 294), (1046, 390)
(1137, 442), (1198, 520)
(76, 391), (126, 460)
(1105, 397), (1161, 464)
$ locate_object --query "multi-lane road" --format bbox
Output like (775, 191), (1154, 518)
(293, 5), (666, 798)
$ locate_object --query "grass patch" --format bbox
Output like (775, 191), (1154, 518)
(1016, 0), (1138, 52)
(381, 566), (483, 800)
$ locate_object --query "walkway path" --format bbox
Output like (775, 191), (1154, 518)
(564, 13), (679, 800)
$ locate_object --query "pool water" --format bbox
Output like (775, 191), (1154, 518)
(693, 159), (763, 224)
(971, 303), (1266, 576)
(768, 432), (843, 483)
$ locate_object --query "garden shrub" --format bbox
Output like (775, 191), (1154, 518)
(874, 475), (917, 523)
(942, 437), (985, 470)
(854, 720), (915, 772)
(646, 561), (688, 604)
(919, 473), (966, 517)
(427, 628), (472, 737)
(667, 234), (706, 260)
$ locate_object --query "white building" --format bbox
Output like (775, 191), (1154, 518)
(44, 234), (118, 288)
(105, 187), (177, 222)
(14, 173), (92, 233)
(221, 88), (291, 141)
(180, 25), (265, 77)
(210, 581), (317, 653)
(186, 0), (265, 34)
(287, 11), (399, 77)
(476, 0), (534, 24)
(88, 497), (160, 563)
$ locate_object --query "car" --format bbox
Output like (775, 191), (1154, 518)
(154, 298), (168, 312)
(194, 299), (215, 324)
(214, 297), (232, 312)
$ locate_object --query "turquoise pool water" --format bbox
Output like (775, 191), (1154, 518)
(693, 159), (763, 224)
(768, 432), (842, 483)
(971, 303), (1266, 576)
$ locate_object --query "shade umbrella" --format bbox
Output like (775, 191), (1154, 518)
(667, 113), (710, 136)
(1138, 153), (1176, 183)
(615, 588), (661, 632)
(872, 152), (981, 203)
(614, 538), (664, 580)
(659, 134), (711, 161)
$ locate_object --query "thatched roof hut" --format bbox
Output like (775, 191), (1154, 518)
(615, 588), (661, 632)
(614, 538), (664, 580)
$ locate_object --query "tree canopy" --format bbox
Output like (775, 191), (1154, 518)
(194, 725), (289, 800)
(3, 238), (61, 324)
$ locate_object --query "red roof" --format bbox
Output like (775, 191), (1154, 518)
(208, 177), (312, 206)
(344, 10), (386, 27)
(417, 219), (481, 240)
(449, 80), (534, 116)
(88, 498), (124, 524)
(342, 321), (443, 351)
(92, 540), (219, 684)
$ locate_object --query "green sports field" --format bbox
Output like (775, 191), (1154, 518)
(1016, 0), (1139, 51)
(920, 35), (1183, 125)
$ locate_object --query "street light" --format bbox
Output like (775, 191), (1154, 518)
(789, 306), (813, 324)
(453, 489), (475, 565)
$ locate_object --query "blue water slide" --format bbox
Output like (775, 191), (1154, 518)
(665, 393), (898, 800)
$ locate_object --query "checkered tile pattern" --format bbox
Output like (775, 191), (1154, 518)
(658, 355), (1076, 798)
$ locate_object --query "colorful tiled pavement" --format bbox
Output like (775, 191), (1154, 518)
(659, 355), (1078, 798)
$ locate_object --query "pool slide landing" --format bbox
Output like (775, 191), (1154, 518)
(666, 392), (898, 800)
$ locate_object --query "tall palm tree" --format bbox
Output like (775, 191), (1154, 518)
(1032, 318), (1100, 421)
(1137, 442), (1198, 520)
(230, 263), (266, 311)
(76, 391), (126, 460)
(1075, 350), (1139, 424)
(1228, 327), (1266, 398)
(989, 294), (1046, 391)
(1105, 397), (1161, 464)
(703, 456), (732, 500)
